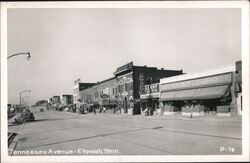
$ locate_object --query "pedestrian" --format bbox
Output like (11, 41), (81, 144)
(93, 107), (96, 115)
(103, 106), (106, 113)
(100, 105), (103, 113)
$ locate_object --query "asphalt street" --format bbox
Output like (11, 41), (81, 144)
(8, 108), (242, 155)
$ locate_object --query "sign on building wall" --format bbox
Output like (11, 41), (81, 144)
(139, 73), (145, 94)
(145, 83), (159, 94)
(117, 74), (133, 85)
(161, 73), (232, 92)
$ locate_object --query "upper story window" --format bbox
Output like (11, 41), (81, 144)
(95, 91), (98, 98)
(130, 82), (133, 91)
(125, 83), (128, 91)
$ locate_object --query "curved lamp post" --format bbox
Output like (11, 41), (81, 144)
(20, 90), (31, 106)
(7, 52), (31, 60)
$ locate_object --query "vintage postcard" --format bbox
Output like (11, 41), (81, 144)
(1, 1), (249, 162)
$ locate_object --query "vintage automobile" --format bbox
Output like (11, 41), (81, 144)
(14, 108), (35, 124)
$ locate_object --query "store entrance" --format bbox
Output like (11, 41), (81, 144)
(124, 97), (128, 113)
(203, 99), (219, 115)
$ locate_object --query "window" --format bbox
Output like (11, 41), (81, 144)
(120, 85), (122, 93)
(95, 91), (98, 98)
(130, 82), (133, 90)
(122, 84), (124, 92)
(125, 83), (128, 91)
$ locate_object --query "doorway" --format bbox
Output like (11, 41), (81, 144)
(124, 96), (128, 113)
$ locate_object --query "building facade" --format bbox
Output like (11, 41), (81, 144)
(159, 61), (242, 116)
(140, 82), (160, 115)
(79, 62), (183, 115)
(48, 96), (60, 105)
(72, 78), (96, 104)
(60, 94), (73, 105)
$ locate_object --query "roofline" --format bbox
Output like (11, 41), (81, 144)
(133, 65), (157, 69)
(78, 82), (96, 85)
(97, 76), (116, 84)
(160, 64), (236, 84)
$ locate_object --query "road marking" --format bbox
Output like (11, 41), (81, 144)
(158, 129), (242, 140)
(15, 128), (146, 150)
(102, 123), (242, 140)
(108, 135), (177, 155)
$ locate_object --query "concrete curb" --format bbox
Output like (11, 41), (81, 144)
(8, 122), (25, 156)
(49, 110), (242, 122)
(8, 134), (20, 156)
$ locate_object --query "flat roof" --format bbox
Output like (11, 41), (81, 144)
(160, 63), (236, 84)
(98, 77), (116, 84)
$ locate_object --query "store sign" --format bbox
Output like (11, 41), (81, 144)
(144, 83), (159, 94)
(161, 73), (232, 92)
(100, 94), (109, 99)
(117, 75), (133, 85)
(114, 62), (133, 75)
(140, 93), (160, 99)
(139, 73), (145, 94)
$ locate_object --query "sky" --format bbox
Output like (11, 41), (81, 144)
(7, 8), (241, 104)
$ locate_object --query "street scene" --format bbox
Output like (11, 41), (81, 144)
(8, 107), (242, 155)
(3, 2), (248, 162)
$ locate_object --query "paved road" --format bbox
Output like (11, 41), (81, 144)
(8, 109), (242, 155)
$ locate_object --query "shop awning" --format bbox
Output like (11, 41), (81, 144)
(160, 85), (229, 101)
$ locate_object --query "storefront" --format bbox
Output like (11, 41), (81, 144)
(160, 64), (240, 117)
(140, 83), (160, 115)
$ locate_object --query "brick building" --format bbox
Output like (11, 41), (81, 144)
(79, 62), (183, 115)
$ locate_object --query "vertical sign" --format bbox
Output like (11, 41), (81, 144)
(139, 73), (145, 94)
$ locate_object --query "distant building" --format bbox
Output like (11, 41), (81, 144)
(72, 78), (95, 104)
(49, 96), (60, 105)
(61, 94), (73, 105)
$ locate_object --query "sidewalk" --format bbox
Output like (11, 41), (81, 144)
(8, 113), (24, 134)
(43, 109), (242, 122)
(80, 111), (242, 122)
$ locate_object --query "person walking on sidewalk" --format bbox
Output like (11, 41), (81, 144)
(103, 106), (106, 113)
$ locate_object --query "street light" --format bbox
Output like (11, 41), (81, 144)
(19, 90), (31, 106)
(7, 52), (31, 60)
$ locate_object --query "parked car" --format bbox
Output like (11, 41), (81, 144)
(14, 108), (35, 124)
